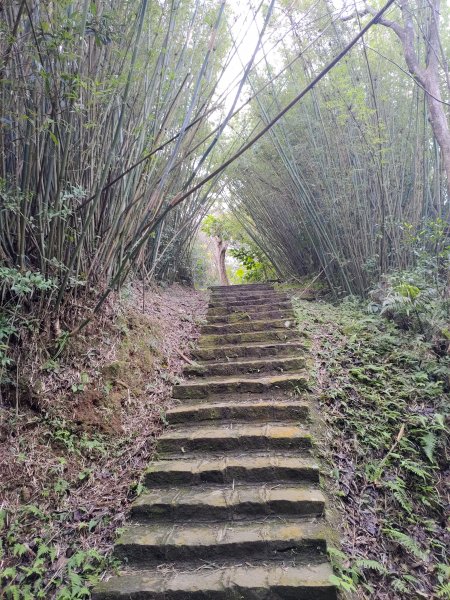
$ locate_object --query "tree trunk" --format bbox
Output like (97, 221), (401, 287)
(365, 0), (450, 196)
(213, 237), (229, 286)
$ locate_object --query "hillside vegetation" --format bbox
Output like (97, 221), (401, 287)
(0, 0), (449, 597)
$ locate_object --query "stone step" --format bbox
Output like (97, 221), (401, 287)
(207, 308), (295, 324)
(208, 300), (293, 317)
(114, 518), (329, 565)
(158, 422), (312, 454)
(144, 453), (320, 486)
(184, 355), (306, 378)
(193, 340), (308, 361)
(173, 372), (308, 399)
(209, 292), (283, 304)
(211, 283), (274, 292)
(209, 294), (289, 309)
(201, 317), (296, 335)
(93, 560), (336, 599)
(166, 399), (309, 424)
(131, 483), (325, 522)
(198, 329), (301, 348)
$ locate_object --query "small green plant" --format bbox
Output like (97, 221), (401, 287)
(71, 372), (90, 393)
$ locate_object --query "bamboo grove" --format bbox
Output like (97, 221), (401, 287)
(225, 0), (450, 295)
(0, 0), (234, 325)
(1, 0), (449, 319)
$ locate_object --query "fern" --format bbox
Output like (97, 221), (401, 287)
(4, 585), (20, 600)
(384, 478), (413, 514)
(421, 432), (437, 462)
(383, 528), (429, 561)
(400, 458), (429, 480)
(329, 573), (357, 592)
(391, 578), (410, 593)
(355, 558), (388, 575)
(327, 546), (348, 562)
(436, 582), (450, 599)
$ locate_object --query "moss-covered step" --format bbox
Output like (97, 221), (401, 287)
(131, 483), (325, 522)
(207, 308), (295, 324)
(172, 372), (308, 399)
(143, 453), (320, 486)
(113, 518), (329, 565)
(208, 294), (289, 309)
(209, 288), (278, 299)
(193, 340), (309, 361)
(158, 421), (312, 453)
(207, 300), (293, 317)
(166, 398), (310, 424)
(93, 560), (336, 600)
(184, 355), (307, 378)
(198, 329), (302, 348)
(209, 285), (274, 297)
(211, 283), (274, 292)
(201, 317), (297, 335)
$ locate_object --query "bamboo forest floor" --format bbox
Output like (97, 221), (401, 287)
(1, 283), (448, 599)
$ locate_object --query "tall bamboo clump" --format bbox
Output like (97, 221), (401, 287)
(226, 0), (449, 295)
(0, 0), (229, 323)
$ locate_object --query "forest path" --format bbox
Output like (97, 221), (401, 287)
(93, 284), (337, 599)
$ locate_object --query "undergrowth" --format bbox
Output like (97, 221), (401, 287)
(293, 296), (449, 599)
(0, 284), (206, 599)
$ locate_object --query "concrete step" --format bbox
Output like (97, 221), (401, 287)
(173, 372), (308, 399)
(184, 355), (307, 378)
(193, 340), (309, 361)
(207, 308), (295, 324)
(211, 283), (275, 292)
(114, 518), (329, 565)
(201, 317), (296, 335)
(209, 294), (289, 309)
(209, 292), (284, 304)
(208, 300), (293, 317)
(158, 422), (312, 454)
(198, 329), (302, 348)
(93, 561), (336, 599)
(92, 282), (337, 600)
(131, 483), (325, 522)
(166, 399), (309, 424)
(144, 452), (320, 486)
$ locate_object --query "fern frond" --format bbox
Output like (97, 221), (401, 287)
(327, 546), (348, 562)
(421, 432), (437, 463)
(400, 459), (429, 480)
(383, 528), (429, 561)
(391, 578), (410, 593)
(355, 558), (388, 574)
(436, 582), (450, 599)
(384, 478), (413, 513)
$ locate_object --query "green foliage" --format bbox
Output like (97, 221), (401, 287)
(328, 546), (389, 592)
(201, 214), (234, 241)
(200, 211), (276, 283)
(371, 219), (449, 352)
(229, 247), (273, 282)
(383, 528), (429, 562)
(0, 268), (56, 375)
(1, 0), (232, 332)
(1, 415), (117, 597)
(0, 268), (56, 297)
(0, 527), (116, 600)
(294, 297), (449, 598)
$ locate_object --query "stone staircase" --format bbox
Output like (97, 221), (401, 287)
(93, 283), (337, 599)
